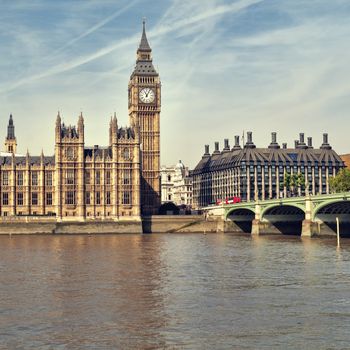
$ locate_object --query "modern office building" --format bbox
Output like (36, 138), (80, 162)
(192, 132), (344, 208)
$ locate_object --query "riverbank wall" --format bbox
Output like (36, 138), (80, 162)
(141, 215), (221, 233)
(0, 215), (222, 235)
(0, 218), (143, 235)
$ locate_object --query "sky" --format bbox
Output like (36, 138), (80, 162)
(0, 0), (350, 168)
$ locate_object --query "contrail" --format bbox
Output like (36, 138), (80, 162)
(0, 0), (263, 94)
(52, 0), (140, 55)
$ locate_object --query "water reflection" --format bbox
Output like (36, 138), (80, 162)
(0, 234), (350, 349)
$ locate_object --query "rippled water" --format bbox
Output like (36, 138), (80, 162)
(0, 234), (350, 349)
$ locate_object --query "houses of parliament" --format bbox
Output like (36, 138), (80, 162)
(0, 22), (161, 220)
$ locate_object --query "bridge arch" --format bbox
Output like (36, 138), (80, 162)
(260, 203), (305, 219)
(225, 206), (255, 220)
(313, 199), (350, 237)
(312, 199), (350, 221)
(225, 208), (255, 234)
(261, 204), (305, 236)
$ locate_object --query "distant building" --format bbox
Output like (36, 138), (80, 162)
(340, 154), (350, 169)
(161, 166), (176, 203)
(161, 161), (192, 207)
(192, 132), (345, 208)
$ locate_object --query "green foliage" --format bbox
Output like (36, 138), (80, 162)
(283, 173), (306, 196)
(329, 169), (350, 193)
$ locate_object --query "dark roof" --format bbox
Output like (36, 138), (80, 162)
(138, 20), (151, 52)
(0, 156), (55, 166)
(117, 127), (135, 140)
(61, 125), (79, 138)
(84, 147), (112, 159)
(192, 147), (344, 174)
(132, 60), (158, 76)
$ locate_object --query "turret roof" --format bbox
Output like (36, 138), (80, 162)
(138, 19), (151, 52)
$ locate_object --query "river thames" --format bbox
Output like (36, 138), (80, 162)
(0, 234), (350, 349)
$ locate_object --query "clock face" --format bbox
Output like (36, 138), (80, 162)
(139, 88), (155, 103)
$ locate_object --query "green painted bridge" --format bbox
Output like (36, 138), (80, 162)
(204, 192), (350, 237)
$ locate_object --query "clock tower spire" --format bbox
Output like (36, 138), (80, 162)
(129, 19), (161, 214)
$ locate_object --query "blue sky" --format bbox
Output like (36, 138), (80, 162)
(0, 0), (349, 167)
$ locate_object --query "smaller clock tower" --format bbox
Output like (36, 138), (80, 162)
(128, 20), (161, 214)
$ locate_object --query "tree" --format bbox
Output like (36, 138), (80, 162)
(283, 173), (305, 197)
(329, 169), (350, 193)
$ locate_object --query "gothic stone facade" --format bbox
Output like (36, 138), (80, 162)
(0, 22), (161, 219)
(192, 132), (345, 209)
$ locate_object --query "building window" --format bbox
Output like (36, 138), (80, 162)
(46, 193), (52, 206)
(66, 169), (74, 185)
(123, 170), (131, 185)
(168, 175), (171, 182)
(2, 193), (9, 206)
(2, 172), (9, 186)
(17, 171), (24, 186)
(106, 191), (111, 205)
(122, 192), (131, 205)
(31, 192), (38, 206)
(85, 191), (90, 205)
(95, 171), (101, 185)
(66, 147), (74, 160)
(96, 191), (101, 205)
(106, 171), (111, 185)
(65, 191), (75, 205)
(85, 171), (90, 185)
(123, 148), (130, 160)
(17, 193), (24, 206)
(45, 172), (53, 186)
(31, 172), (38, 186)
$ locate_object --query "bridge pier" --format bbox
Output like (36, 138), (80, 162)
(301, 197), (314, 237)
(251, 219), (260, 235)
(301, 219), (314, 237)
(251, 204), (262, 235)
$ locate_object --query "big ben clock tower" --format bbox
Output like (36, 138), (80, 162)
(129, 20), (161, 214)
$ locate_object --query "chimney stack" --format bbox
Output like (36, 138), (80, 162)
(268, 132), (280, 149)
(298, 133), (308, 149)
(307, 137), (313, 148)
(204, 144), (209, 155)
(245, 131), (256, 149)
(223, 138), (230, 151)
(294, 140), (299, 149)
(247, 132), (252, 144)
(321, 133), (332, 149)
(213, 142), (220, 154)
(233, 135), (241, 149)
(282, 143), (287, 149)
(323, 133), (328, 144)
(272, 132), (277, 144)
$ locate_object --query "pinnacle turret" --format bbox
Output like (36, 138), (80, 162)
(5, 114), (17, 153)
(132, 19), (158, 76)
(138, 19), (151, 52)
(7, 114), (15, 140)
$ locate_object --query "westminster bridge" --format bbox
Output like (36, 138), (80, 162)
(204, 192), (350, 237)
